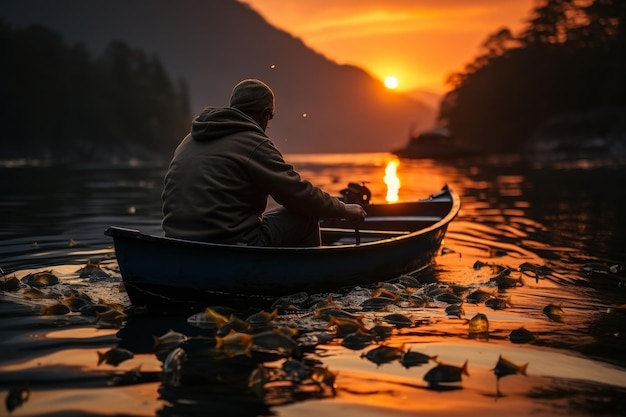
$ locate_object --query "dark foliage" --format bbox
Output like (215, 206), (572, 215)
(0, 21), (190, 161)
(438, 0), (626, 153)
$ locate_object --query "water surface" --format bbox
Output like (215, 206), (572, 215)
(1, 153), (625, 416)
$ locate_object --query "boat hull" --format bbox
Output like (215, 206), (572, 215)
(105, 186), (460, 312)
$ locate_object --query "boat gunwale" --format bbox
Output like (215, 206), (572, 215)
(104, 186), (460, 253)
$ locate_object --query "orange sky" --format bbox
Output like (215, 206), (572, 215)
(241, 0), (536, 95)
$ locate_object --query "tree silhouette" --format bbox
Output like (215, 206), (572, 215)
(0, 21), (190, 161)
(438, 0), (625, 154)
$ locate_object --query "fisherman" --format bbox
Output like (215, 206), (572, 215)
(161, 79), (366, 246)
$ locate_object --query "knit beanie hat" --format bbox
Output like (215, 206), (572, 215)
(229, 79), (275, 113)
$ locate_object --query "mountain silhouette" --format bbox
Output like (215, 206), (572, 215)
(1, 0), (435, 154)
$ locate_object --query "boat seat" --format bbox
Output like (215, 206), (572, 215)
(321, 227), (411, 246)
(320, 227), (410, 236)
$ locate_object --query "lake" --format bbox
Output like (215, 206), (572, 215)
(1, 152), (625, 417)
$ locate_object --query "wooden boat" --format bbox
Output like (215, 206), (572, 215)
(105, 185), (460, 312)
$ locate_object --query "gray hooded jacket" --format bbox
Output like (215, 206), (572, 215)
(161, 107), (346, 244)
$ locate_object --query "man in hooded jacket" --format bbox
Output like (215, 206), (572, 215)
(162, 79), (367, 247)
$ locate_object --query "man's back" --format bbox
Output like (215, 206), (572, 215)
(162, 107), (271, 244)
(161, 78), (365, 247)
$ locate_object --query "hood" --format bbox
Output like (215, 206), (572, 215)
(191, 107), (266, 141)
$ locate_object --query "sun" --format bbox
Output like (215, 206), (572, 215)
(384, 76), (399, 89)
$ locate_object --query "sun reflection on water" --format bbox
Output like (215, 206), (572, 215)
(384, 159), (400, 202)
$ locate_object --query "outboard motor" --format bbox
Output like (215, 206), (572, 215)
(339, 182), (371, 206)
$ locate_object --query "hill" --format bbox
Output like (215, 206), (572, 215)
(0, 0), (435, 155)
(437, 1), (626, 154)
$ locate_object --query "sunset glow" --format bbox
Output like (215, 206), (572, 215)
(384, 159), (400, 202)
(384, 76), (399, 89)
(242, 0), (535, 93)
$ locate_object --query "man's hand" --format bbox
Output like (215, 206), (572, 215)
(343, 203), (367, 223)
